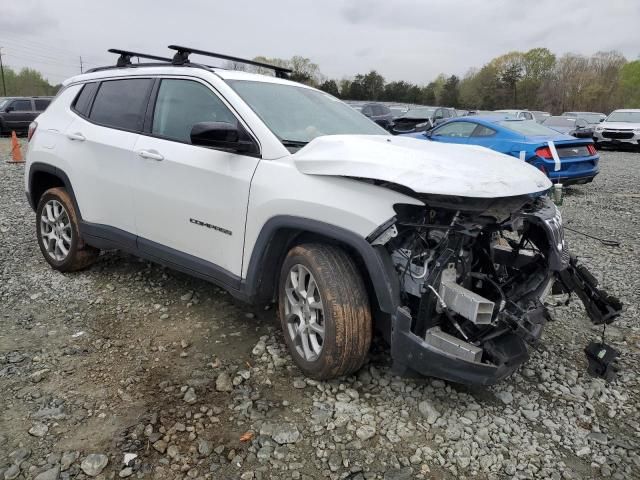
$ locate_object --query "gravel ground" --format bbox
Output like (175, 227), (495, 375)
(1, 138), (639, 480)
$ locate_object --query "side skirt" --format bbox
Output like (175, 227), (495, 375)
(80, 221), (248, 302)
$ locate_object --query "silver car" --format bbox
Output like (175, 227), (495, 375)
(593, 109), (640, 147)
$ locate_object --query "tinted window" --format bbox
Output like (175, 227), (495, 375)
(89, 79), (152, 131)
(73, 83), (99, 117)
(152, 79), (237, 143)
(379, 105), (391, 115)
(472, 125), (497, 137)
(433, 121), (476, 137)
(361, 105), (373, 116)
(34, 99), (51, 111)
(10, 100), (32, 111)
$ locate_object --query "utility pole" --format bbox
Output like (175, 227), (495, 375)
(0, 47), (7, 96)
(79, 56), (83, 74)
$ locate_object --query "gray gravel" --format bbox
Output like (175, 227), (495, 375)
(1, 138), (639, 479)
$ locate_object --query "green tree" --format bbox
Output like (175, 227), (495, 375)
(1, 67), (58, 96)
(319, 79), (340, 97)
(440, 75), (460, 107)
(619, 60), (640, 108)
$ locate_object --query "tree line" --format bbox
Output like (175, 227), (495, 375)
(4, 48), (639, 114)
(0, 66), (59, 97)
(244, 48), (640, 114)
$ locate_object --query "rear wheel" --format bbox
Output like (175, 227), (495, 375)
(36, 187), (98, 272)
(278, 243), (372, 380)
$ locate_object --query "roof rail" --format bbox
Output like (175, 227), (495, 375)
(167, 45), (292, 78)
(108, 49), (172, 67)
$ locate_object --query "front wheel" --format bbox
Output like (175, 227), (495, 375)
(278, 243), (372, 380)
(36, 187), (98, 272)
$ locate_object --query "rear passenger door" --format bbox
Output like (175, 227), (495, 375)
(65, 78), (153, 238)
(132, 77), (260, 281)
(5, 99), (34, 130)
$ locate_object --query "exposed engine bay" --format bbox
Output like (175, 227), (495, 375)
(373, 194), (623, 385)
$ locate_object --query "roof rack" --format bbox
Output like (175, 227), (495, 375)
(108, 49), (172, 67)
(168, 45), (292, 78)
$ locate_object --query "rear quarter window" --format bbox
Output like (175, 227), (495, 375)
(72, 82), (99, 117)
(88, 78), (153, 131)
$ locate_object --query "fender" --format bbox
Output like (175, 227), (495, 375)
(27, 162), (83, 219)
(242, 215), (401, 314)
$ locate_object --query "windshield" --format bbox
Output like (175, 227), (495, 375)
(227, 80), (386, 144)
(543, 117), (575, 127)
(499, 120), (561, 136)
(402, 107), (436, 118)
(0, 99), (8, 110)
(606, 111), (640, 123)
(579, 113), (604, 124)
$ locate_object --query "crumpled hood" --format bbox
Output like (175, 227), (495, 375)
(293, 135), (552, 198)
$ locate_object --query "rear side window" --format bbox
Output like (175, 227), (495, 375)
(10, 99), (33, 111)
(72, 82), (99, 117)
(34, 99), (51, 111)
(89, 78), (153, 131)
(152, 79), (237, 143)
(472, 125), (497, 137)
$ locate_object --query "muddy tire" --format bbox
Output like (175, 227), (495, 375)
(36, 187), (98, 272)
(278, 243), (372, 380)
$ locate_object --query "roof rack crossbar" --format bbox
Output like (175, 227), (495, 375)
(108, 49), (172, 67)
(167, 45), (292, 78)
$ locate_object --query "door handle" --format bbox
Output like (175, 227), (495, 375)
(67, 132), (86, 141)
(138, 150), (164, 161)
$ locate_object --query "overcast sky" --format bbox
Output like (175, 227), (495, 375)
(2, 0), (639, 85)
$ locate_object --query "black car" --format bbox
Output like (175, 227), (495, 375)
(541, 116), (593, 138)
(390, 106), (455, 134)
(355, 102), (394, 130)
(0, 96), (53, 135)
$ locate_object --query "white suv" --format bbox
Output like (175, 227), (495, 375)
(25, 47), (621, 385)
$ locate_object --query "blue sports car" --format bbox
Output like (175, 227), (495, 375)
(405, 116), (599, 185)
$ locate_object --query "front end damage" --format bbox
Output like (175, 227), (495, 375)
(372, 194), (622, 385)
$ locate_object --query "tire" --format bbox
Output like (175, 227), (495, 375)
(36, 187), (98, 272)
(278, 243), (372, 380)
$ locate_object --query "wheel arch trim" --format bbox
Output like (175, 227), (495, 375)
(243, 215), (400, 314)
(27, 162), (82, 219)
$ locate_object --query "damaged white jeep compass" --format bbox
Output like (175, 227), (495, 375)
(25, 47), (622, 385)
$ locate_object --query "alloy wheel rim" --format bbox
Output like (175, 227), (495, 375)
(284, 264), (325, 362)
(40, 199), (72, 261)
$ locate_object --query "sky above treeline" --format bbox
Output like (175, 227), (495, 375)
(2, 0), (639, 84)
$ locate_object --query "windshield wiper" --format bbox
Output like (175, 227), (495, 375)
(281, 139), (309, 148)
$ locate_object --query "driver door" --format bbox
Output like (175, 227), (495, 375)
(132, 77), (260, 281)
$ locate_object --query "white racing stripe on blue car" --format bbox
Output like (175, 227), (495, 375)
(547, 141), (561, 171)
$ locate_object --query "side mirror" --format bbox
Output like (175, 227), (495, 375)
(190, 122), (258, 155)
(424, 130), (433, 138)
(5, 105), (14, 113)
(599, 118), (605, 122)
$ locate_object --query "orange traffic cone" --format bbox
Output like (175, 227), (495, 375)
(8, 131), (24, 164)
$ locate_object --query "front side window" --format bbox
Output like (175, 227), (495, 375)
(228, 80), (386, 145)
(10, 99), (33, 111)
(89, 78), (153, 131)
(433, 121), (477, 138)
(152, 79), (237, 143)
